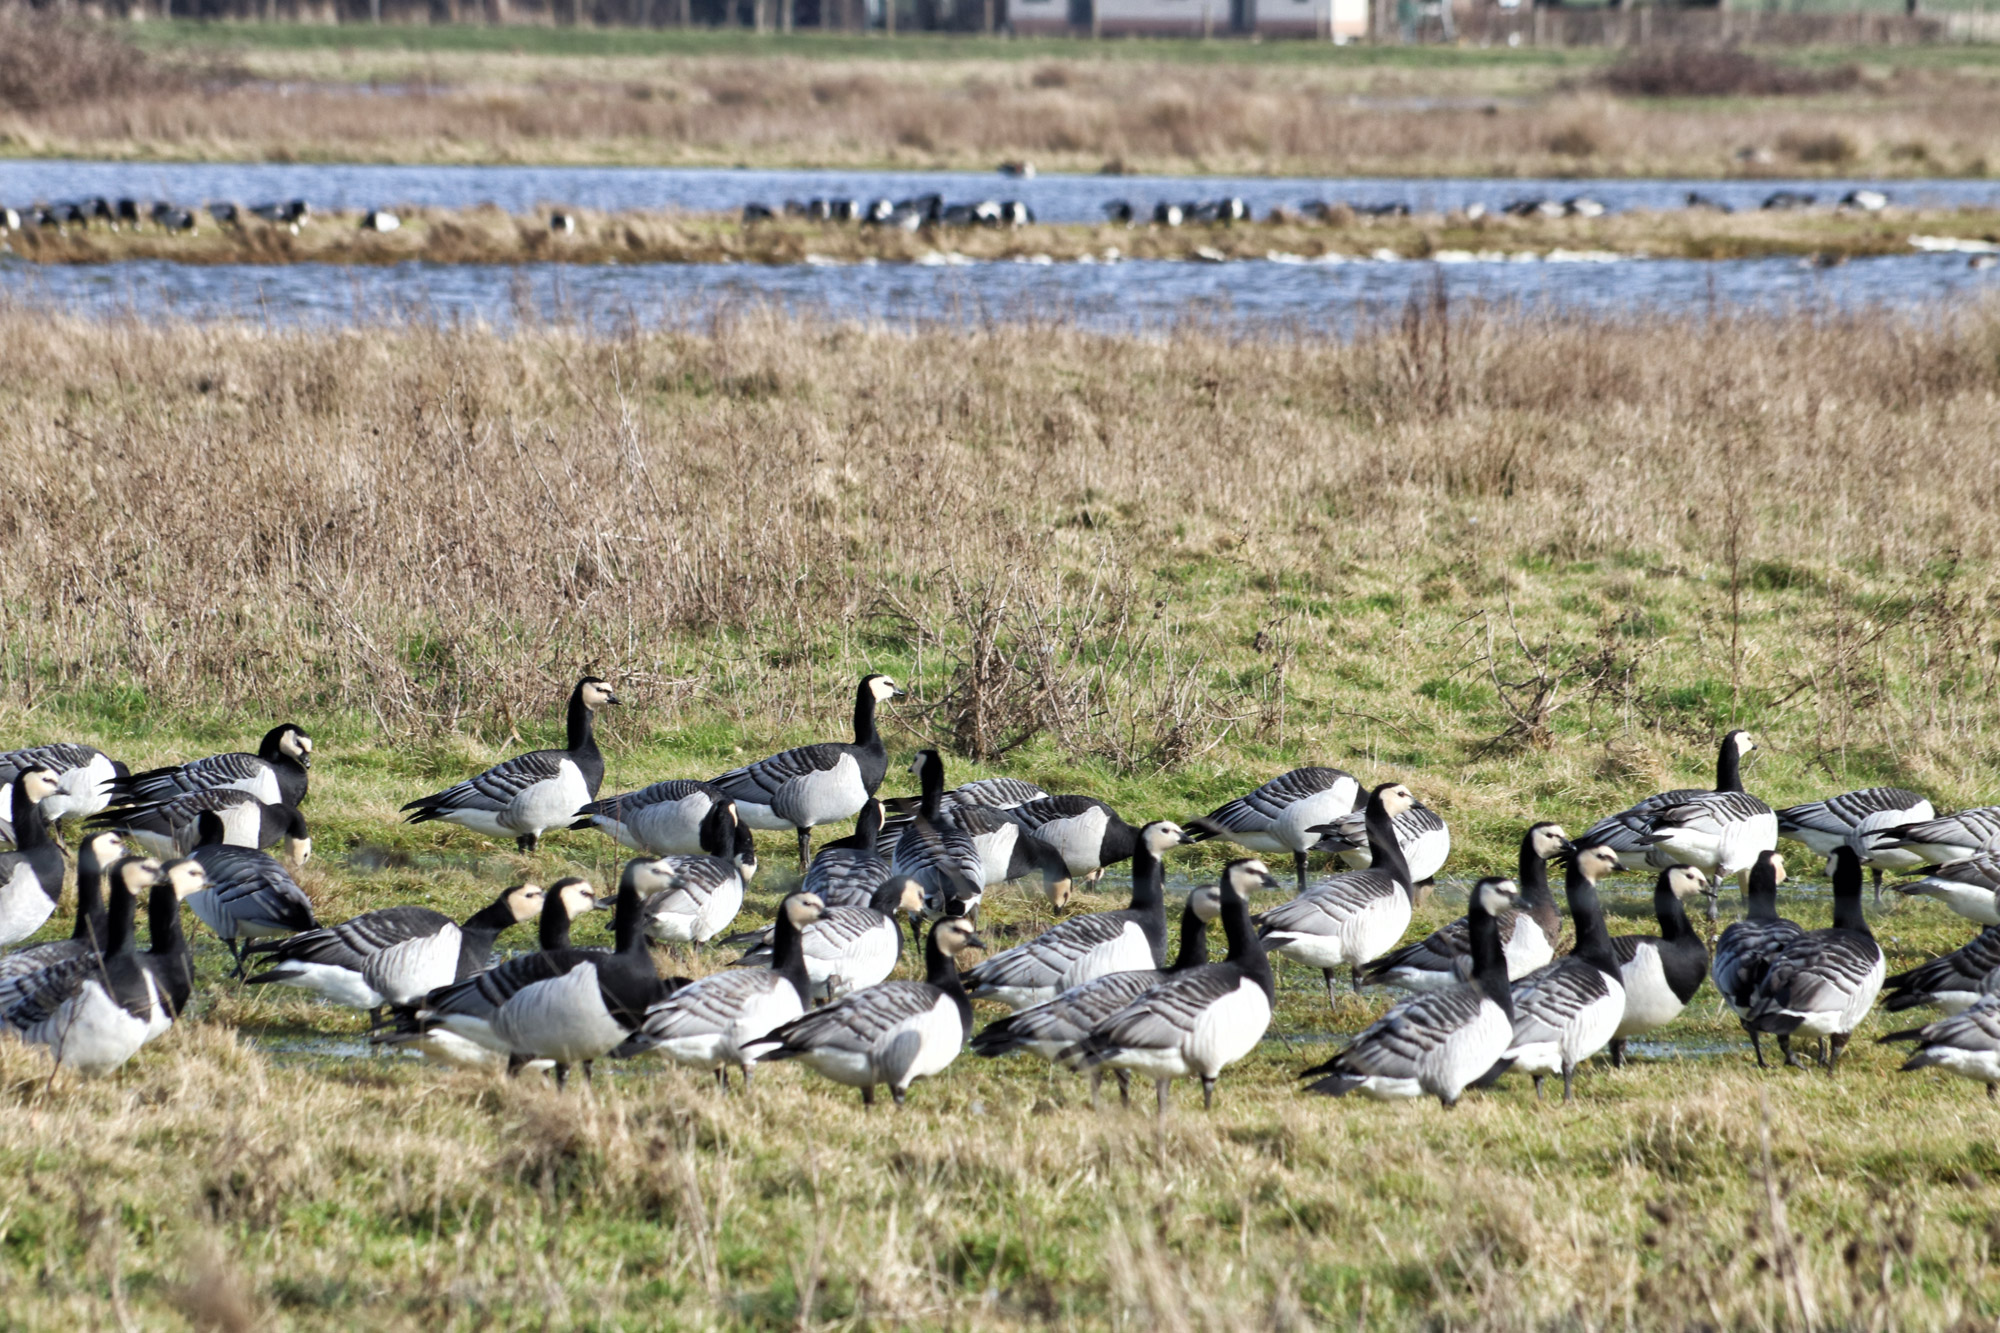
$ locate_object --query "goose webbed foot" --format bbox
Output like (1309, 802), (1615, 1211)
(796, 828), (812, 867)
(516, 834), (538, 853)
(1323, 970), (1339, 1009)
(1532, 1075), (1546, 1102)
(1561, 1066), (1577, 1104)
(1292, 851), (1308, 896)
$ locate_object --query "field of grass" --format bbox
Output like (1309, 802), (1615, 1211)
(3, 303), (2000, 1327)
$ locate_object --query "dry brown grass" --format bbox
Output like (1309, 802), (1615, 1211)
(0, 5), (176, 114)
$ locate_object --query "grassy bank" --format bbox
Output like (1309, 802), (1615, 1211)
(3, 307), (2000, 1326)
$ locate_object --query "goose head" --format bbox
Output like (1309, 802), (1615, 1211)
(80, 830), (126, 875)
(578, 677), (620, 711)
(502, 883), (547, 922)
(1526, 823), (1569, 861)
(892, 876), (928, 916)
(1762, 850), (1788, 886)
(1222, 857), (1278, 901)
(1663, 865), (1708, 901)
(1139, 820), (1194, 858)
(782, 892), (826, 930)
(907, 749), (939, 780)
(266, 724), (313, 768)
(552, 876), (603, 919)
(1726, 729), (1757, 758)
(1187, 884), (1224, 923)
(932, 916), (986, 957)
(18, 768), (60, 805)
(1473, 877), (1521, 917)
(116, 856), (165, 896)
(865, 674), (905, 704)
(282, 807), (312, 867)
(1373, 783), (1416, 819)
(1564, 843), (1623, 886)
(163, 857), (208, 900)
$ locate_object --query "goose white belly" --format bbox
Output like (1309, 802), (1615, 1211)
(1271, 785), (1359, 855)
(1058, 924), (1158, 993)
(1615, 943), (1685, 1037)
(21, 979), (152, 1076)
(363, 928), (464, 1007)
(1427, 999), (1515, 1101)
(403, 1028), (513, 1069)
(1108, 980), (1271, 1080)
(1503, 919), (1556, 980)
(1340, 828), (1451, 883)
(1787, 957), (1886, 1037)
(1652, 811), (1778, 878)
(616, 798), (713, 855)
(1931, 986), (1995, 1017)
(971, 824), (1021, 885)
(758, 754), (867, 832)
(259, 960), (385, 1010)
(431, 1010), (510, 1055)
(805, 923), (899, 999)
(1030, 809), (1112, 875)
(1268, 891), (1412, 971)
(647, 876), (745, 945)
(492, 964), (628, 1064)
(1920, 1045), (2000, 1085)
(1906, 881), (2000, 926)
(1221, 828), (1291, 856)
(0, 865), (56, 947)
(503, 761), (592, 839)
(654, 983), (804, 1071)
(796, 996), (964, 1089)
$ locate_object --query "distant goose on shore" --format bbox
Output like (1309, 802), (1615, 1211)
(1778, 787), (1933, 901)
(0, 742), (124, 833)
(1881, 917), (2000, 1017)
(1189, 766), (1360, 894)
(1582, 730), (1758, 875)
(730, 875), (925, 1002)
(963, 820), (1193, 1012)
(105, 788), (310, 862)
(709, 674), (902, 866)
(1887, 852), (2000, 925)
(1063, 858), (1278, 1118)
(0, 770), (68, 947)
(1880, 996), (2000, 1099)
(186, 811), (318, 969)
(1300, 877), (1522, 1108)
(1744, 846), (1884, 1073)
(745, 915), (986, 1107)
(574, 777), (730, 859)
(402, 677), (616, 851)
(1311, 799), (1452, 888)
(1607, 865), (1711, 1066)
(1362, 823), (1569, 992)
(1710, 850), (1800, 1068)
(118, 723), (311, 812)
(1488, 843), (1628, 1102)
(639, 801), (758, 948)
(1254, 782), (1419, 1007)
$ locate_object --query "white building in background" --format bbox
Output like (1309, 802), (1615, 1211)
(1011, 0), (1365, 38)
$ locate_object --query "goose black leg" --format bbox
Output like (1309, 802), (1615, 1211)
(507, 1053), (526, 1078)
(1747, 1029), (1768, 1069)
(1322, 970), (1339, 1009)
(554, 1062), (570, 1089)
(1116, 1069), (1132, 1106)
(715, 1067), (729, 1091)
(1088, 1069), (1102, 1108)
(1987, 1082), (1996, 1102)
(516, 833), (538, 853)
(1707, 874), (1722, 922)
(1562, 1064), (1576, 1103)
(891, 1085), (908, 1108)
(1154, 1079), (1171, 1124)
(1532, 1074), (1546, 1102)
(1292, 851), (1308, 895)
(796, 827), (812, 868)
(1778, 1035), (1800, 1068)
(1201, 1076), (1217, 1110)
(1609, 1038), (1627, 1068)
(861, 1085), (875, 1108)
(1872, 867), (1884, 907)
(740, 1063), (754, 1089)
(1350, 965), (1364, 995)
(1815, 1038), (1829, 1069)
(1827, 1033), (1850, 1075)
(581, 1060), (595, 1084)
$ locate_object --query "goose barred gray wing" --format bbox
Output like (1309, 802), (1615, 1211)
(1746, 931), (1884, 1030)
(250, 907), (454, 973)
(1894, 853), (2000, 925)
(753, 980), (940, 1052)
(188, 845), (316, 942)
(712, 743), (846, 817)
(424, 949), (592, 1021)
(970, 969), (1166, 1061)
(1072, 965), (1244, 1054)
(1302, 984), (1504, 1093)
(617, 968), (788, 1052)
(1885, 926), (2000, 1012)
(0, 954), (130, 1030)
(0, 744), (120, 827)
(890, 821), (985, 910)
(1580, 789), (1704, 864)
(963, 912), (1145, 1005)
(1506, 959), (1616, 1048)
(0, 939), (92, 983)
(1650, 791), (1774, 831)
(574, 780), (722, 854)
(951, 777), (1047, 809)
(803, 849), (891, 909)
(1778, 788), (1931, 843)
(1867, 807), (2000, 861)
(642, 855), (746, 943)
(1712, 919), (1803, 1015)
(1360, 916), (1477, 988)
(1193, 767), (1358, 839)
(1883, 998), (2000, 1093)
(408, 750), (570, 816)
(1313, 803), (1446, 854)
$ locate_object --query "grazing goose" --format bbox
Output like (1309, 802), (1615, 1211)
(0, 830), (124, 980)
(0, 743), (123, 836)
(803, 801), (892, 908)
(1710, 850), (1800, 1067)
(1007, 795), (1141, 890)
(1311, 800), (1452, 887)
(616, 892), (827, 1086)
(402, 677), (617, 851)
(1189, 767), (1361, 893)
(1607, 865), (1711, 1065)
(246, 882), (547, 1020)
(1254, 782), (1419, 1007)
(640, 801), (758, 947)
(1362, 823), (1568, 992)
(730, 875), (926, 1001)
(969, 883), (1222, 1104)
(1890, 853), (2000, 925)
(186, 811), (319, 969)
(0, 770), (67, 947)
(1582, 730), (1758, 873)
(118, 723), (312, 811)
(941, 801), (1075, 906)
(573, 777), (731, 859)
(1642, 739), (1779, 902)
(1744, 846), (1884, 1073)
(105, 788), (310, 862)
(1, 857), (165, 1075)
(891, 751), (987, 919)
(1880, 996), (2000, 1100)
(1777, 786), (1933, 898)
(1882, 921), (2000, 1016)
(745, 915), (985, 1107)
(1300, 877), (1522, 1108)
(1064, 858), (1279, 1117)
(709, 674), (902, 866)
(1489, 843), (1628, 1102)
(963, 821), (1193, 1012)
(1863, 806), (2000, 867)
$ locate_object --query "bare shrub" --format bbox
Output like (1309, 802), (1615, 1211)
(0, 5), (170, 112)
(1601, 46), (1862, 98)
(1781, 128), (1861, 164)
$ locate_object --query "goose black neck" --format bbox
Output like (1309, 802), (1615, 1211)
(854, 802), (882, 853)
(612, 874), (647, 954)
(144, 882), (186, 959)
(1715, 737), (1744, 793)
(1221, 888), (1275, 1001)
(566, 685), (598, 757)
(1170, 901), (1211, 971)
(1564, 863), (1619, 974)
(923, 927), (973, 1031)
(1744, 860), (1781, 922)
(1651, 873), (1695, 943)
(72, 849), (110, 948)
(539, 893), (576, 950)
(1127, 839), (1171, 963)
(917, 752), (945, 823)
(459, 897), (521, 972)
(1364, 789), (1414, 896)
(10, 780), (49, 852)
(770, 904), (813, 1006)
(1830, 850), (1870, 934)
(1516, 831), (1555, 913)
(1466, 896), (1512, 1009)
(103, 879), (140, 958)
(852, 677), (883, 751)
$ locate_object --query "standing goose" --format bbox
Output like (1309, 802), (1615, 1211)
(803, 801), (893, 908)
(1642, 737), (1779, 902)
(730, 875), (927, 1001)
(117, 724), (312, 811)
(104, 789), (311, 862)
(1882, 920), (2000, 1016)
(1863, 806), (2000, 867)
(1582, 730), (1759, 873)
(1880, 996), (2000, 1100)
(890, 751), (987, 920)
(1490, 843), (1628, 1102)
(1710, 850), (1801, 1068)
(1777, 786), (1933, 899)
(1063, 858), (1279, 1118)
(970, 884), (1220, 1097)
(185, 811), (319, 969)
(640, 801), (758, 947)
(1006, 795), (1140, 890)
(1889, 853), (2000, 926)
(1744, 845), (1885, 1073)
(744, 915), (986, 1106)
(616, 892), (827, 1086)
(402, 677), (617, 851)
(1253, 782), (1419, 1008)
(1189, 767), (1360, 893)
(1607, 865), (1712, 1065)
(0, 830), (123, 980)
(0, 743), (123, 837)
(0, 770), (67, 947)
(1311, 800), (1452, 888)
(2, 857), (163, 1075)
(245, 882), (548, 1020)
(1362, 823), (1568, 992)
(1300, 877), (1523, 1108)
(963, 821), (1193, 1012)
(136, 857), (209, 1042)
(573, 777), (730, 859)
(709, 673), (903, 866)
(883, 776), (1048, 821)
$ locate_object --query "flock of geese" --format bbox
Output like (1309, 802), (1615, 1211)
(4, 675), (2000, 1113)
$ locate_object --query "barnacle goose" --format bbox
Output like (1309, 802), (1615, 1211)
(1063, 858), (1278, 1117)
(639, 801), (758, 947)
(1710, 850), (1800, 1067)
(574, 777), (730, 859)
(136, 857), (208, 1042)
(709, 674), (903, 866)
(1777, 786), (1933, 899)
(0, 770), (68, 947)
(1253, 782), (1419, 1008)
(1311, 800), (1452, 888)
(1361, 823), (1568, 992)
(118, 723), (312, 811)
(744, 914), (986, 1106)
(186, 811), (318, 969)
(1581, 730), (1758, 874)
(0, 743), (123, 836)
(1863, 806), (2000, 867)
(1488, 843), (1628, 1102)
(1642, 739), (1778, 898)
(1607, 865), (1711, 1066)
(1882, 921), (2000, 1016)
(616, 892), (827, 1086)
(0, 830), (124, 981)
(891, 751), (987, 919)
(1744, 846), (1884, 1073)
(246, 882), (547, 1020)
(1300, 877), (1522, 1108)
(730, 875), (926, 1001)
(1007, 795), (1141, 890)
(963, 820), (1193, 1012)
(402, 677), (617, 851)
(803, 801), (892, 908)
(969, 883), (1221, 1105)
(1889, 853), (2000, 925)
(881, 776), (1048, 822)
(1880, 996), (2000, 1099)
(1189, 767), (1360, 894)
(104, 788), (310, 862)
